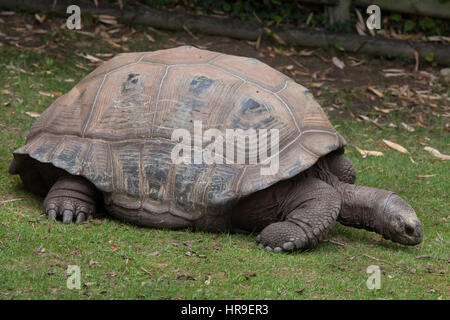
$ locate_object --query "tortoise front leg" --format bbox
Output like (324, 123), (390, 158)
(44, 175), (98, 224)
(256, 177), (341, 252)
(325, 153), (356, 184)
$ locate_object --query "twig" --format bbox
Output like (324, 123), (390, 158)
(182, 25), (199, 41)
(288, 56), (308, 71)
(140, 267), (152, 275)
(415, 255), (450, 263)
(0, 198), (23, 204)
(363, 253), (408, 271)
(325, 239), (346, 247)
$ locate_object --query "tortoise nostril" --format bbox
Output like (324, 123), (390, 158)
(405, 225), (414, 236)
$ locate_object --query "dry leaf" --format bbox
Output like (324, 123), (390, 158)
(354, 146), (384, 158)
(400, 122), (415, 132)
(382, 139), (409, 154)
(264, 27), (286, 45)
(298, 49), (314, 56)
(25, 111), (41, 118)
(34, 13), (46, 24)
(76, 52), (103, 63)
(367, 86), (384, 98)
(332, 57), (345, 70)
(416, 174), (436, 178)
(414, 49), (419, 72)
(374, 106), (393, 114)
(424, 146), (450, 160)
(38, 91), (52, 97)
(95, 14), (118, 25)
(144, 33), (155, 42)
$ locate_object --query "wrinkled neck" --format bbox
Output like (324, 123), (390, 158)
(336, 183), (392, 235)
(308, 159), (391, 237)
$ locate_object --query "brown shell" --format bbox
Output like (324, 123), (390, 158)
(10, 46), (346, 219)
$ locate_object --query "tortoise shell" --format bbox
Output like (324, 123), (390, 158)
(10, 46), (346, 220)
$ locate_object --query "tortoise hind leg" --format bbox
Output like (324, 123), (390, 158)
(256, 177), (341, 252)
(44, 175), (98, 224)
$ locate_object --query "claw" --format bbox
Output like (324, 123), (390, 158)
(75, 212), (85, 223)
(47, 209), (57, 222)
(282, 242), (295, 251)
(62, 209), (73, 224)
(75, 207), (88, 224)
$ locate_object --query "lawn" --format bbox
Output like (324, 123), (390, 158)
(0, 14), (448, 300)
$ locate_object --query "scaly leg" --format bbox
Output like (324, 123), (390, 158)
(256, 177), (341, 252)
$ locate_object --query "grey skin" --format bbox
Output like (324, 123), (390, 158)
(42, 153), (422, 252)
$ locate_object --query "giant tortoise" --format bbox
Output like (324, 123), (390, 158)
(9, 46), (422, 252)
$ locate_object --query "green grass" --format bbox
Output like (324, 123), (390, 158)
(0, 47), (448, 300)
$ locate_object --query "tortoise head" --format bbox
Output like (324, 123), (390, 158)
(382, 194), (422, 245)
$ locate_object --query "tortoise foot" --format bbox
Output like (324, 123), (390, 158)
(45, 200), (94, 224)
(256, 221), (310, 253)
(43, 175), (97, 224)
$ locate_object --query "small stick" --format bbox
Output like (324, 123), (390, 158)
(183, 25), (199, 41)
(415, 255), (450, 263)
(0, 198), (23, 204)
(288, 56), (308, 71)
(363, 253), (408, 271)
(325, 239), (346, 247)
(140, 267), (152, 275)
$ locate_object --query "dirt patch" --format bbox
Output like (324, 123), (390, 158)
(0, 11), (448, 130)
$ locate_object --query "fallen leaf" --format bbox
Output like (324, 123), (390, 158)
(367, 86), (384, 98)
(89, 259), (101, 267)
(95, 14), (118, 25)
(298, 49), (314, 56)
(382, 139), (409, 154)
(76, 52), (103, 63)
(354, 146), (384, 158)
(416, 174), (436, 178)
(264, 27), (286, 45)
(332, 56), (345, 69)
(374, 106), (393, 114)
(34, 13), (46, 24)
(414, 49), (419, 72)
(38, 91), (52, 97)
(141, 280), (152, 286)
(109, 244), (118, 251)
(25, 111), (41, 118)
(424, 146), (450, 160)
(400, 122), (415, 132)
(144, 33), (155, 42)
